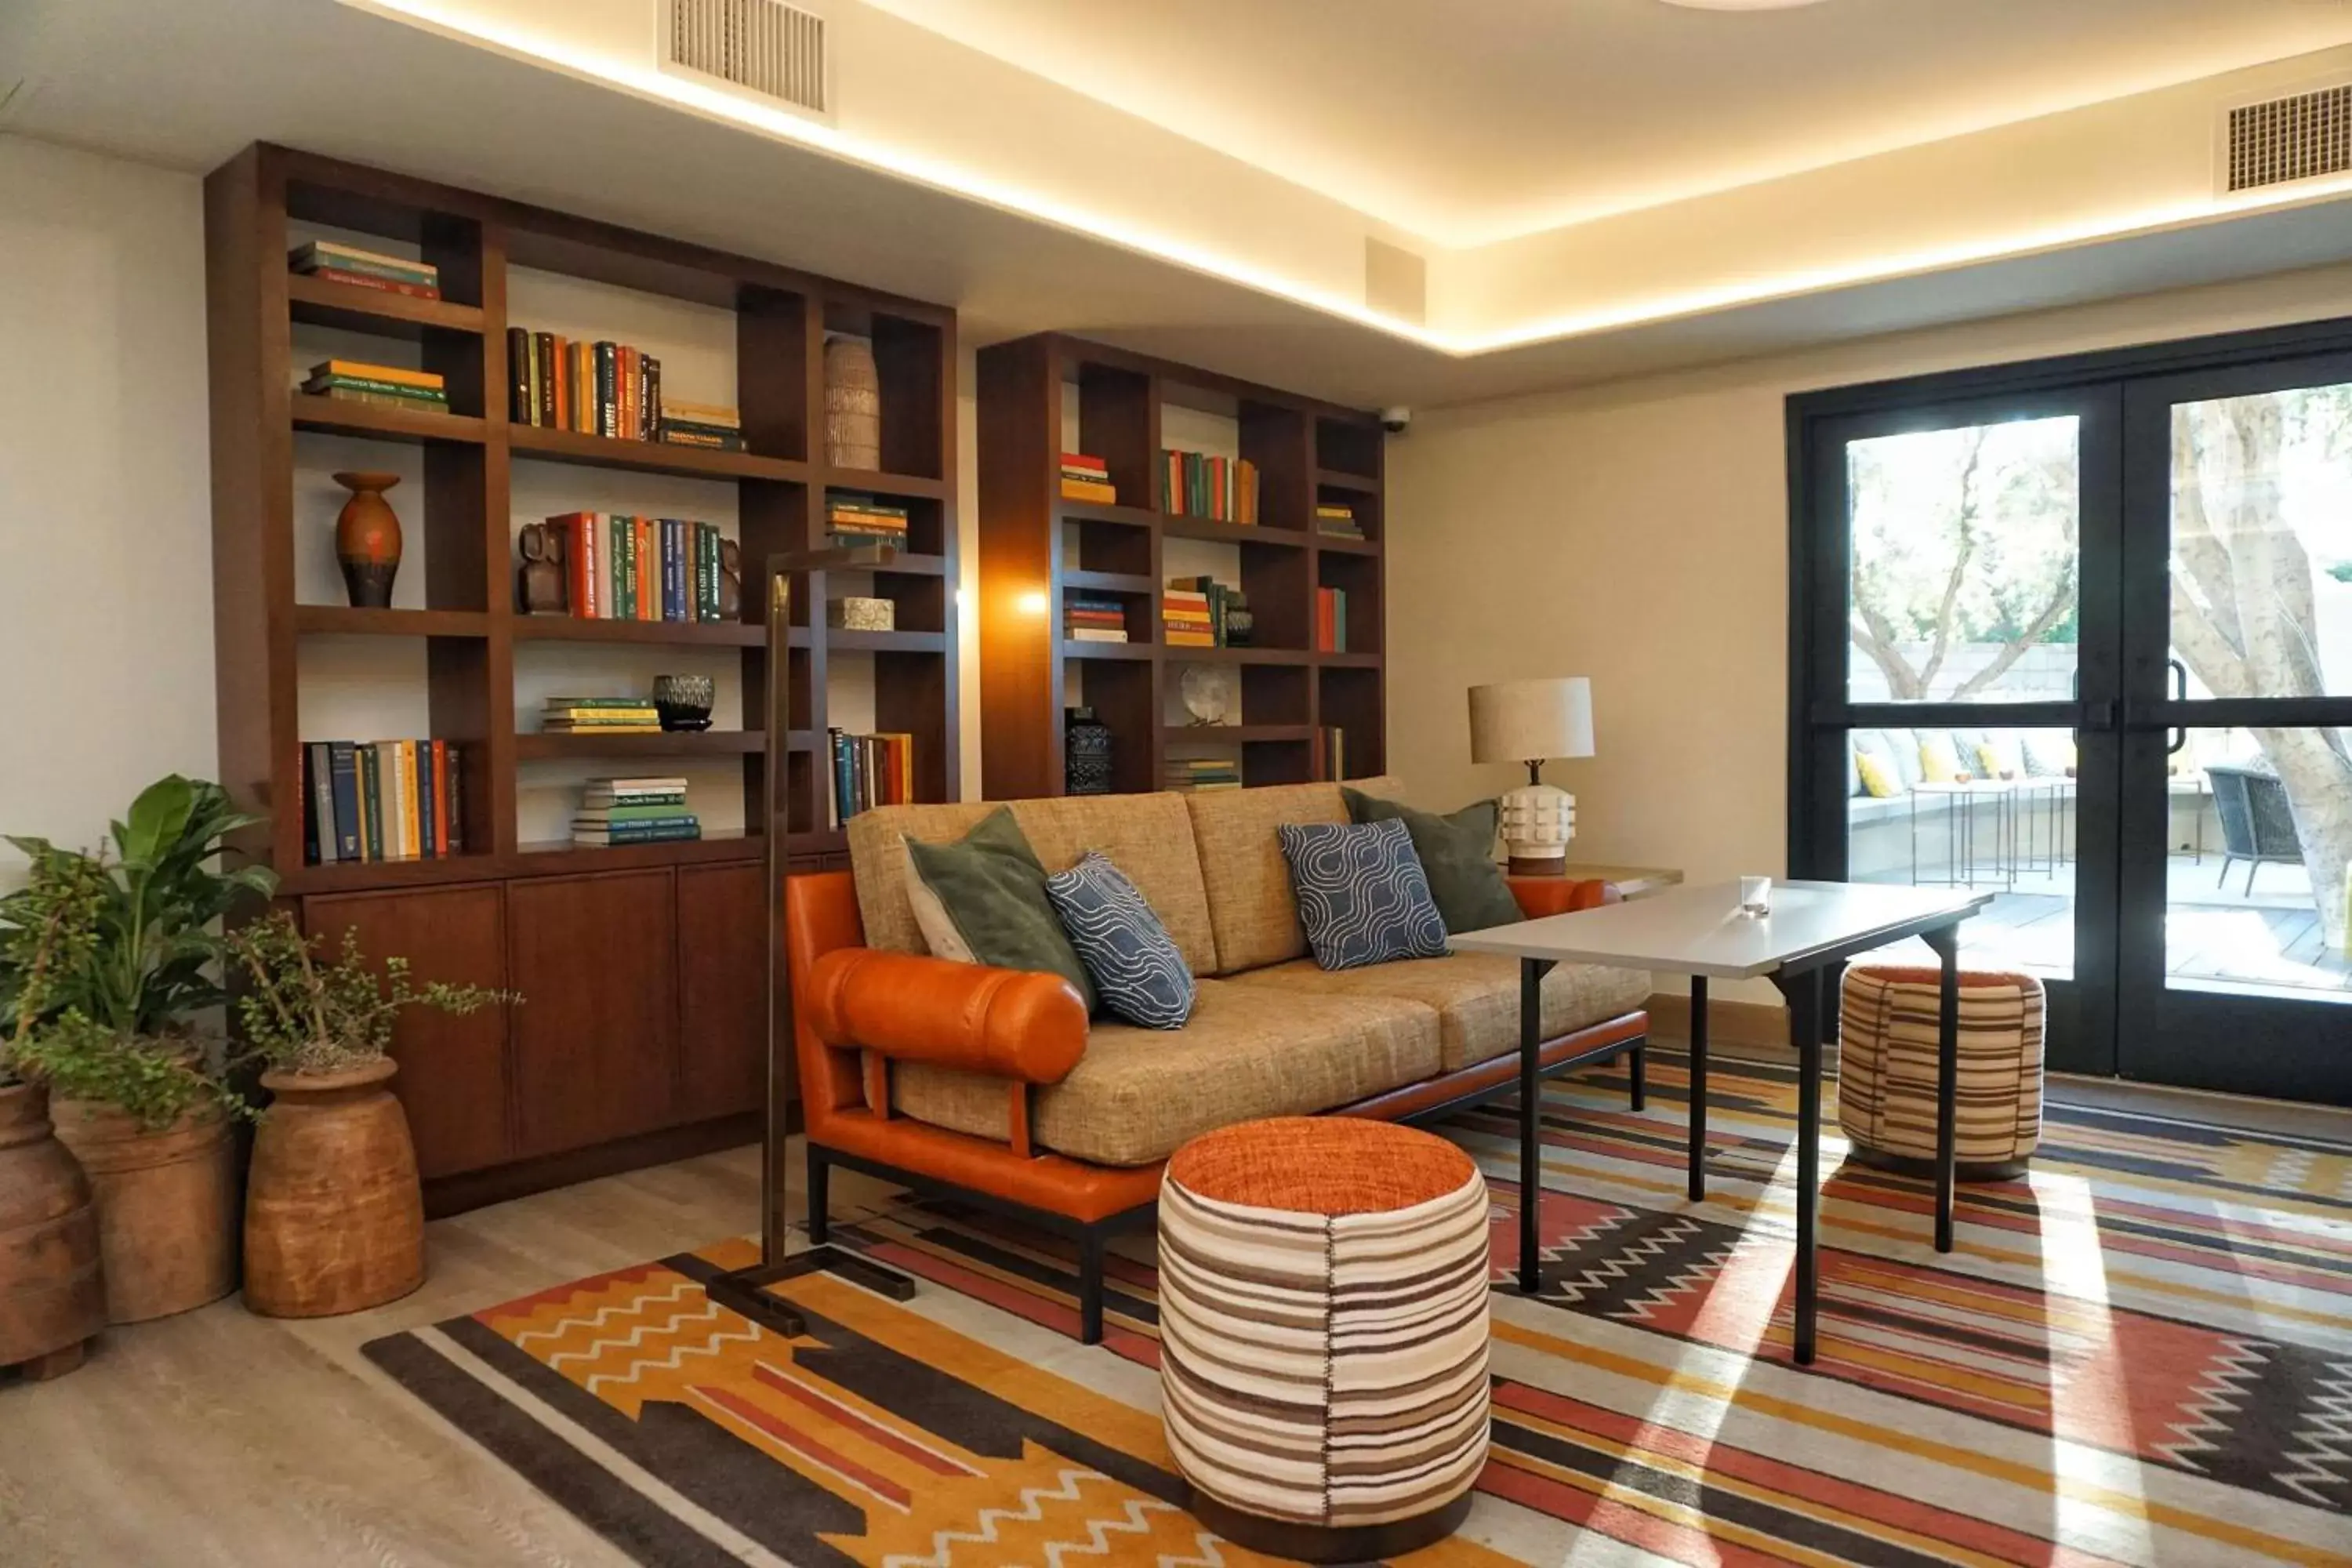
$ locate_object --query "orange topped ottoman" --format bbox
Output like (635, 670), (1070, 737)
(1158, 1117), (1491, 1563)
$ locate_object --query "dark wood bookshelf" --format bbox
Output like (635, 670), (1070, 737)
(206, 143), (958, 1211)
(980, 333), (1384, 795)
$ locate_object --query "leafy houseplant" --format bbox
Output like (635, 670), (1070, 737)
(229, 910), (514, 1318)
(0, 775), (276, 1323)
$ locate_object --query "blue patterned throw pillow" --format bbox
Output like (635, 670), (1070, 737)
(1044, 852), (1196, 1029)
(1276, 819), (1450, 971)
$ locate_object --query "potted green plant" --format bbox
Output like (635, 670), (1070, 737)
(0, 776), (274, 1323)
(227, 911), (510, 1317)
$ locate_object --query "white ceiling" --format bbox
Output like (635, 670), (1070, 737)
(866, 0), (2352, 243)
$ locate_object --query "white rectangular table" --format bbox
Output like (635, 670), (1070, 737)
(1452, 879), (1991, 1363)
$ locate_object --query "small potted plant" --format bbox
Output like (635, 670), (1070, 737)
(227, 910), (512, 1317)
(1, 777), (274, 1323)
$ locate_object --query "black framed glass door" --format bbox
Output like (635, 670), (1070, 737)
(1791, 318), (2352, 1105)
(2118, 355), (2352, 1102)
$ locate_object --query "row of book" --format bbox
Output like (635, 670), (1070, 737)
(543, 695), (660, 736)
(302, 358), (448, 415)
(828, 494), (909, 550)
(291, 239), (441, 300)
(1311, 726), (1351, 784)
(1315, 586), (1352, 654)
(573, 777), (699, 847)
(1162, 450), (1261, 524)
(1065, 593), (1129, 644)
(300, 739), (465, 866)
(507, 329), (660, 441)
(1163, 757), (1241, 794)
(833, 730), (916, 823)
(1316, 502), (1366, 541)
(1165, 575), (1252, 648)
(1061, 452), (1116, 505)
(540, 512), (731, 622)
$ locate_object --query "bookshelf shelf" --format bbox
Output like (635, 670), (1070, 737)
(292, 605), (490, 638)
(513, 730), (764, 760)
(287, 272), (487, 339)
(981, 333), (1385, 797)
(508, 423), (810, 485)
(290, 394), (486, 445)
(214, 143), (958, 1210)
(511, 615), (763, 648)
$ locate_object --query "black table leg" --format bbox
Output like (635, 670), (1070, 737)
(1686, 975), (1708, 1202)
(1924, 921), (1962, 1254)
(1772, 964), (1824, 1365)
(1517, 956), (1555, 1294)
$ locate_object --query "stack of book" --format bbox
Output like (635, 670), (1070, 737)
(300, 740), (463, 866)
(832, 730), (915, 822)
(661, 401), (745, 452)
(1313, 727), (1348, 782)
(1316, 502), (1365, 540)
(303, 359), (448, 416)
(1064, 593), (1129, 644)
(1316, 586), (1350, 653)
(539, 513), (729, 622)
(1161, 449), (1260, 523)
(1164, 575), (1250, 647)
(1060, 452), (1116, 504)
(1163, 587), (1215, 648)
(1163, 757), (1241, 794)
(542, 695), (662, 736)
(573, 778), (699, 847)
(827, 494), (909, 550)
(290, 240), (441, 300)
(506, 329), (663, 441)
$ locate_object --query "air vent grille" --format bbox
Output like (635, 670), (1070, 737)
(2226, 84), (2352, 192)
(663, 0), (826, 118)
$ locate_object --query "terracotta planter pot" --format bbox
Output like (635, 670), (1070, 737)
(49, 1096), (238, 1324)
(244, 1058), (424, 1318)
(0, 1083), (106, 1377)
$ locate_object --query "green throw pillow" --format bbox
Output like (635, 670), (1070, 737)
(904, 808), (1098, 1011)
(1342, 789), (1523, 935)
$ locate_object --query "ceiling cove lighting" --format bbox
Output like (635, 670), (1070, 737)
(1656, 0), (1831, 9)
(349, 0), (2352, 359)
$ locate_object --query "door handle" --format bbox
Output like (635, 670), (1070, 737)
(2166, 658), (2188, 756)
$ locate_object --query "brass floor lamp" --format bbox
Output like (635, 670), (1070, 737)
(705, 543), (919, 1337)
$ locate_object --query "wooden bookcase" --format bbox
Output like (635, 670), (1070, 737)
(976, 334), (1385, 797)
(205, 144), (957, 1209)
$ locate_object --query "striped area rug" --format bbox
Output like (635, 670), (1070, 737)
(363, 1052), (2352, 1566)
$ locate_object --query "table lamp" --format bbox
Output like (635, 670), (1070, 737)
(1468, 677), (1594, 876)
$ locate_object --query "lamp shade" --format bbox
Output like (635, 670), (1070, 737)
(1468, 677), (1594, 764)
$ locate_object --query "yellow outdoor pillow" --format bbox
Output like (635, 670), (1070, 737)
(1918, 733), (1967, 782)
(1855, 750), (1901, 798)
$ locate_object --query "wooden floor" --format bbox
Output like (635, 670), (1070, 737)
(0, 1140), (901, 1568)
(5, 1086), (2345, 1567)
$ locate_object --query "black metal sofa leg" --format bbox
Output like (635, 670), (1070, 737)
(1079, 1233), (1106, 1345)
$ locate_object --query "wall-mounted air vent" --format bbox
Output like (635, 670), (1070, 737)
(2224, 83), (2352, 193)
(662, 0), (828, 119)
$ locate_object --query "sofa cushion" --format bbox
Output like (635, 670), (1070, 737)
(1229, 953), (1652, 1072)
(905, 807), (1096, 1012)
(891, 978), (1442, 1166)
(1279, 820), (1450, 971)
(848, 794), (1218, 975)
(1183, 781), (1351, 974)
(1343, 789), (1522, 934)
(1044, 852), (1195, 1029)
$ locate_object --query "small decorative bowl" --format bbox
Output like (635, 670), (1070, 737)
(652, 673), (714, 732)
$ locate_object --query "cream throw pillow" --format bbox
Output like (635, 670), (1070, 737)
(902, 855), (976, 962)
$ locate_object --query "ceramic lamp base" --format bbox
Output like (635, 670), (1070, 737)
(1498, 782), (1576, 876)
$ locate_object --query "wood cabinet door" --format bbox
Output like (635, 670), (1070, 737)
(506, 869), (680, 1158)
(302, 885), (513, 1178)
(676, 862), (766, 1123)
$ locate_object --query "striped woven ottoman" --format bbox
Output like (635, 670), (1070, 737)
(1158, 1116), (1490, 1564)
(1838, 964), (2046, 1180)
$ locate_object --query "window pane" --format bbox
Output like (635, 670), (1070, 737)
(1846, 725), (2076, 980)
(1846, 416), (2080, 703)
(2166, 726), (2351, 1001)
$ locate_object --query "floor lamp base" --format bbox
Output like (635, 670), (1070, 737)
(705, 1243), (918, 1338)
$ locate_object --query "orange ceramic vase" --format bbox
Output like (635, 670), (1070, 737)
(333, 470), (403, 608)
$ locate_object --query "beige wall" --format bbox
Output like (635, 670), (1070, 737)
(1387, 258), (2352, 999)
(0, 136), (216, 882)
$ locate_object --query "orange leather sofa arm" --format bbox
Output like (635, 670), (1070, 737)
(1507, 875), (1609, 920)
(802, 948), (1089, 1084)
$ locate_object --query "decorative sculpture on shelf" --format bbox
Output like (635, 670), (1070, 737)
(516, 521), (568, 615)
(717, 538), (743, 621)
(825, 335), (882, 470)
(332, 471), (403, 608)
